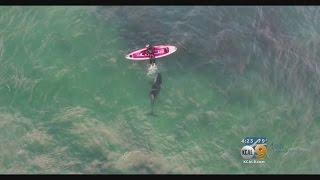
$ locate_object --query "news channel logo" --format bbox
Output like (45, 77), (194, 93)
(241, 137), (267, 163)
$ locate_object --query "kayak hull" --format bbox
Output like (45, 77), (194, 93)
(125, 45), (177, 61)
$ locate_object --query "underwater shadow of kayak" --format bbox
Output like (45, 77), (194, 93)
(146, 111), (159, 117)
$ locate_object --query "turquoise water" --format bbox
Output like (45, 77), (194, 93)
(0, 6), (319, 174)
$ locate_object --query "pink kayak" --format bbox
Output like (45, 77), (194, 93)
(125, 45), (177, 61)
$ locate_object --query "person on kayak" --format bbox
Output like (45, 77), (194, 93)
(146, 44), (156, 65)
(146, 44), (158, 76)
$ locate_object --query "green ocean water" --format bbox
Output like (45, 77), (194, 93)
(0, 6), (320, 174)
